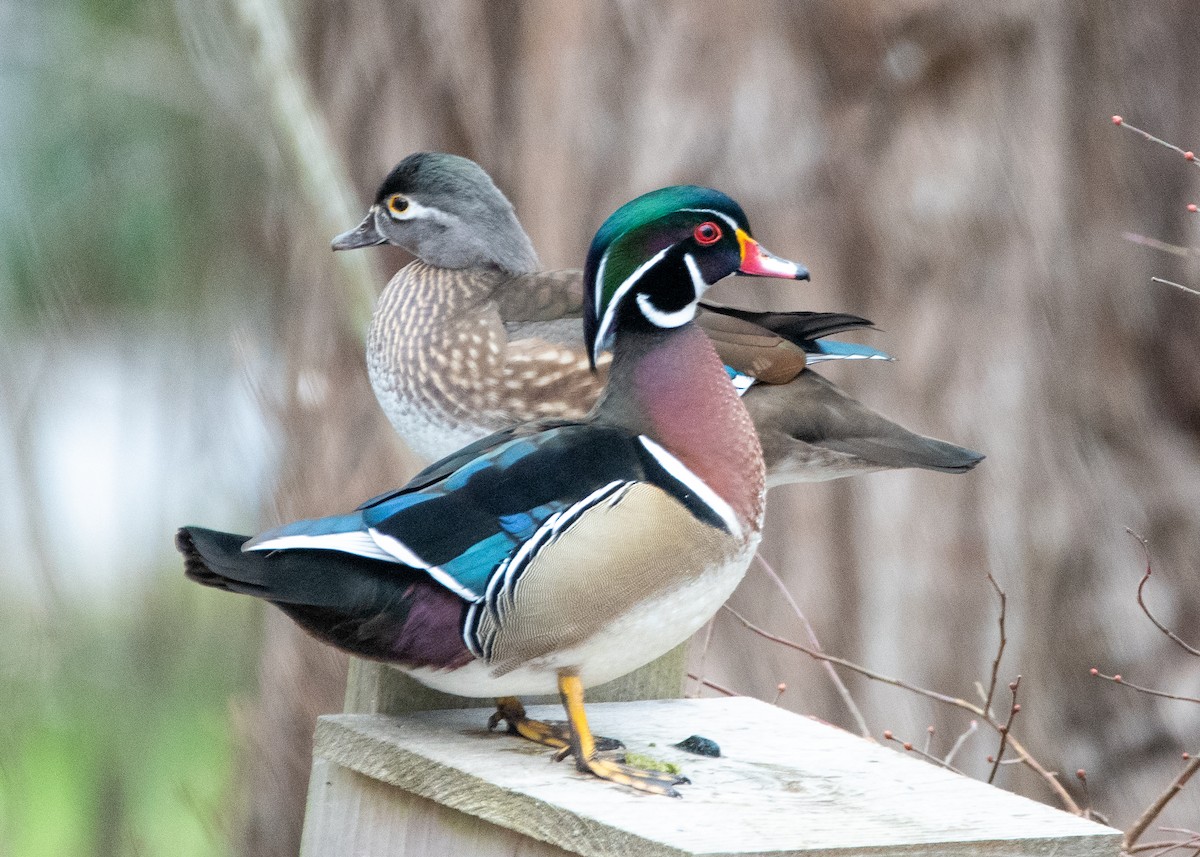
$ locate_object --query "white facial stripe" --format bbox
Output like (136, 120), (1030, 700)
(682, 252), (707, 295)
(593, 252), (608, 318)
(593, 244), (672, 357)
(638, 436), (743, 538)
(679, 207), (741, 233)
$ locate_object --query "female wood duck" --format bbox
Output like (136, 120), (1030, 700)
(179, 186), (812, 796)
(333, 152), (983, 482)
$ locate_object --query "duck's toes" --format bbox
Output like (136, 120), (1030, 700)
(575, 754), (690, 798)
(489, 697), (623, 752)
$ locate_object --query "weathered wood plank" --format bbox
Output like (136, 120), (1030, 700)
(310, 697), (1122, 857)
(300, 755), (577, 857)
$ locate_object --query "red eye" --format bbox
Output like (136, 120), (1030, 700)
(693, 221), (722, 245)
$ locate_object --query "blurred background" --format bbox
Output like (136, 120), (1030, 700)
(3, 1), (1199, 854)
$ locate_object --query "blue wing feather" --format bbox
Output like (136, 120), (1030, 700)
(248, 421), (732, 605)
(805, 340), (893, 362)
(255, 424), (654, 602)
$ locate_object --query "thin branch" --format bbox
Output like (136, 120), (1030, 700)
(686, 673), (737, 698)
(752, 554), (870, 737)
(881, 730), (965, 776)
(987, 678), (1021, 784)
(1112, 116), (1200, 164)
(1090, 670), (1200, 705)
(722, 605), (1081, 813)
(232, 0), (377, 335)
(1122, 233), (1199, 258)
(1152, 277), (1200, 299)
(943, 719), (979, 768)
(1128, 840), (1200, 856)
(1126, 529), (1200, 657)
(1125, 755), (1200, 851)
(690, 617), (718, 697)
(724, 605), (969, 708)
(982, 574), (1008, 717)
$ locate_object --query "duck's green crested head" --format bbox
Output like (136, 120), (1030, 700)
(583, 186), (809, 366)
(332, 152), (538, 274)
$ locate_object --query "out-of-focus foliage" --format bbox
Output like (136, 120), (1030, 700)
(2, 0), (284, 854)
(1, 0), (275, 319)
(0, 575), (260, 857)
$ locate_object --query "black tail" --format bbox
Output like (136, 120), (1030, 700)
(177, 525), (396, 608)
(699, 301), (875, 346)
(177, 527), (259, 593)
(175, 526), (472, 668)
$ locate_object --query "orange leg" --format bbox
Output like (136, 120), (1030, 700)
(557, 673), (689, 797)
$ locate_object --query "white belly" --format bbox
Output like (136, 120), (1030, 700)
(372, 381), (485, 462)
(398, 539), (759, 697)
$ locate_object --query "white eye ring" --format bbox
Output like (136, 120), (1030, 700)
(379, 196), (446, 224)
(385, 195), (411, 218)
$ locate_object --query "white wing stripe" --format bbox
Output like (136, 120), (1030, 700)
(245, 531), (395, 561)
(367, 528), (431, 569)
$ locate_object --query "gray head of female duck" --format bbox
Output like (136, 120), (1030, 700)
(332, 152), (539, 275)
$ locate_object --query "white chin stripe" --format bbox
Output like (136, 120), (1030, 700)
(636, 291), (696, 328)
(629, 251), (704, 329)
(637, 436), (743, 538)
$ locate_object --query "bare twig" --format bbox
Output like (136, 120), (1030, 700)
(1127, 839), (1200, 856)
(690, 617), (718, 697)
(232, 0), (377, 334)
(881, 730), (965, 776)
(722, 605), (1081, 813)
(943, 719), (979, 768)
(1089, 669), (1200, 705)
(1126, 529), (1200, 657)
(686, 673), (737, 698)
(1152, 277), (1200, 299)
(987, 678), (1021, 784)
(1121, 233), (1199, 258)
(1125, 755), (1200, 851)
(1112, 116), (1199, 164)
(982, 574), (1008, 717)
(752, 554), (870, 737)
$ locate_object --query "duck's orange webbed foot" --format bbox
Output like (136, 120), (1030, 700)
(556, 675), (689, 798)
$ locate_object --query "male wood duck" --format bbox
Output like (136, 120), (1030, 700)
(179, 186), (811, 796)
(333, 152), (983, 482)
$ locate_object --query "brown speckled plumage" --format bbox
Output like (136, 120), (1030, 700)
(367, 261), (608, 460)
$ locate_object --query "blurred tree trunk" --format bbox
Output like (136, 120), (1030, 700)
(236, 1), (1200, 852)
